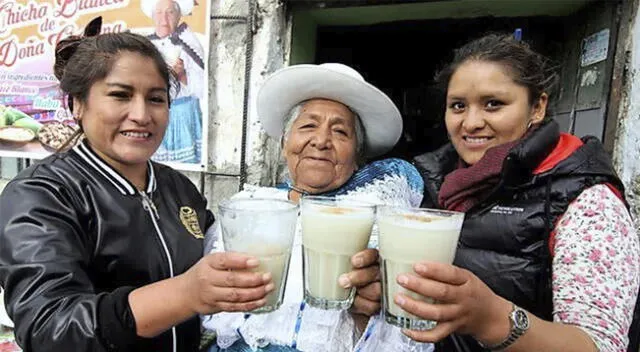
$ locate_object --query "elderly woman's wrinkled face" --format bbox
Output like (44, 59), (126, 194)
(445, 60), (547, 165)
(153, 0), (181, 38)
(284, 99), (359, 194)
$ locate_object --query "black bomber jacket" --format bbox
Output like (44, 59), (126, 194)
(0, 139), (214, 352)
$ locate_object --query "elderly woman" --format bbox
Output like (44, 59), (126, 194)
(203, 63), (429, 352)
(397, 34), (640, 352)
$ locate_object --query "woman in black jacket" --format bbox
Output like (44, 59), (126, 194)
(0, 18), (273, 352)
(397, 33), (640, 352)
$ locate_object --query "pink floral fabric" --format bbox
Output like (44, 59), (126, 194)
(553, 184), (640, 351)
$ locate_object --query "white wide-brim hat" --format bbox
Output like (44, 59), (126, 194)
(141, 0), (194, 18)
(257, 63), (403, 157)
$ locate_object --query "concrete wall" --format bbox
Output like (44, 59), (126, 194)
(204, 0), (289, 213)
(613, 0), (640, 225)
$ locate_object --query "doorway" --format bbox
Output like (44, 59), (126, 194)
(291, 0), (620, 161)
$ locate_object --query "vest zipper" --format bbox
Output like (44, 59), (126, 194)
(140, 191), (177, 352)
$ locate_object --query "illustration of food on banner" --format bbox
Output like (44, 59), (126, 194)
(0, 0), (209, 168)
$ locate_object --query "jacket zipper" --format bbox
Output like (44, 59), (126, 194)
(140, 191), (177, 352)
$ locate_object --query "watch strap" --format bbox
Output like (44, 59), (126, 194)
(477, 304), (529, 351)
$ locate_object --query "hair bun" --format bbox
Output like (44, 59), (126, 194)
(83, 16), (102, 37)
(53, 36), (82, 80)
(53, 16), (103, 81)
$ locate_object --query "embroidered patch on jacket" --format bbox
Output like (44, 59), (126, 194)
(180, 206), (204, 239)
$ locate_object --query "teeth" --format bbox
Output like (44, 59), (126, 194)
(122, 131), (150, 138)
(465, 137), (489, 144)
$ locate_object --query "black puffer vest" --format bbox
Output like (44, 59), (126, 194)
(412, 121), (640, 352)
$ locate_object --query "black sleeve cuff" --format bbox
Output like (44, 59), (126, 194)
(97, 286), (138, 352)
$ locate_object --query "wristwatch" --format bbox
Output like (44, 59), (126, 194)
(478, 304), (530, 351)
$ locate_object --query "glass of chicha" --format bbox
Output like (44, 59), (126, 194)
(300, 196), (376, 310)
(378, 205), (464, 330)
(218, 198), (298, 313)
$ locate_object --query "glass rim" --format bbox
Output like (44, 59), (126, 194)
(218, 197), (298, 213)
(377, 204), (465, 217)
(300, 195), (377, 209)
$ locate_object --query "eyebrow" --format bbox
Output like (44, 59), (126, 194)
(447, 91), (512, 101)
(105, 82), (167, 94)
(300, 113), (350, 125)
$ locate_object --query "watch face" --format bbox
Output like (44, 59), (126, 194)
(513, 309), (530, 330)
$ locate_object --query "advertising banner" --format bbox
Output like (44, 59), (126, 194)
(0, 0), (210, 170)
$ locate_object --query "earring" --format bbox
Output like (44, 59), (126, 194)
(527, 121), (533, 129)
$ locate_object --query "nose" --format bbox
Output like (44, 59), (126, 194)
(310, 126), (332, 150)
(461, 106), (486, 132)
(128, 97), (151, 125)
(157, 12), (168, 25)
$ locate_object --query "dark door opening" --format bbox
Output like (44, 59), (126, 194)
(315, 15), (574, 161)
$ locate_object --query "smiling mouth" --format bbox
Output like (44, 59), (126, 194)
(463, 136), (493, 144)
(121, 131), (151, 139)
(305, 156), (332, 163)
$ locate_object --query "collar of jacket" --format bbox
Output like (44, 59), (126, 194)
(71, 139), (157, 196)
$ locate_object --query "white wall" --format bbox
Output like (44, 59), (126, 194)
(613, 0), (640, 224)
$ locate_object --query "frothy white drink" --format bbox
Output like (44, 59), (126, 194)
(379, 211), (463, 322)
(301, 203), (375, 307)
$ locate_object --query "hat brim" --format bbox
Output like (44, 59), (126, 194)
(256, 65), (402, 157)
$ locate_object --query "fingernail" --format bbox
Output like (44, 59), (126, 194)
(353, 255), (363, 268)
(261, 272), (272, 282)
(338, 274), (352, 288)
(397, 274), (409, 285)
(395, 295), (406, 306)
(415, 264), (427, 273)
(246, 258), (259, 267)
(265, 283), (275, 292)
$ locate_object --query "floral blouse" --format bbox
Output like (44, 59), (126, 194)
(552, 184), (639, 351)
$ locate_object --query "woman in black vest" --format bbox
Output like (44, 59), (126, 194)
(403, 33), (640, 352)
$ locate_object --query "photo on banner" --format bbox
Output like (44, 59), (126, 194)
(0, 0), (210, 171)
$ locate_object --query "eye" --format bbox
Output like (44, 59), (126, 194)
(299, 123), (316, 129)
(109, 91), (130, 100)
(150, 95), (167, 104)
(486, 100), (504, 110)
(449, 101), (465, 112)
(333, 128), (348, 136)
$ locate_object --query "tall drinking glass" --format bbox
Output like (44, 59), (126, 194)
(218, 198), (298, 314)
(300, 196), (375, 310)
(378, 206), (464, 330)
